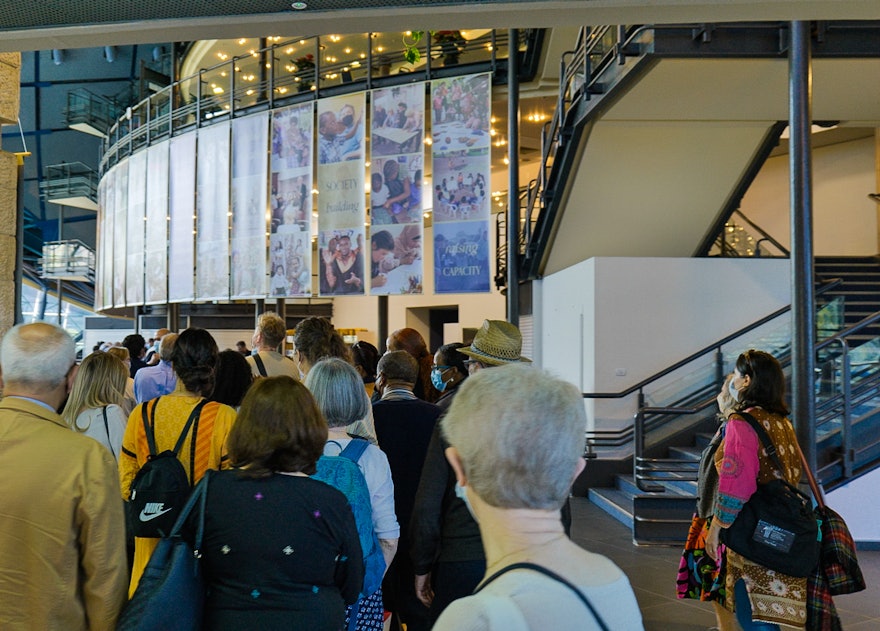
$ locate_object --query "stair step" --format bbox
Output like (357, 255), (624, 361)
(588, 488), (634, 529)
(633, 494), (695, 545)
(694, 431), (715, 450)
(667, 446), (701, 461)
(615, 473), (696, 497)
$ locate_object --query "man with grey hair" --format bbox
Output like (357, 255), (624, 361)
(434, 364), (643, 630)
(373, 350), (442, 631)
(246, 311), (298, 379)
(0, 322), (128, 630)
(133, 332), (179, 403)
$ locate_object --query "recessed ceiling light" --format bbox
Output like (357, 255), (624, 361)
(291, 2), (307, 9)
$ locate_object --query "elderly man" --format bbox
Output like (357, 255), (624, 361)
(434, 364), (643, 631)
(133, 332), (178, 403)
(246, 311), (298, 379)
(373, 350), (442, 631)
(0, 322), (128, 630)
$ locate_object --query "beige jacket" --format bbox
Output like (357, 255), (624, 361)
(0, 397), (128, 630)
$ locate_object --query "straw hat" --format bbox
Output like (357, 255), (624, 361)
(459, 319), (532, 366)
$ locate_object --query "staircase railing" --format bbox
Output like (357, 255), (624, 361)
(583, 278), (843, 492)
(714, 209), (790, 258)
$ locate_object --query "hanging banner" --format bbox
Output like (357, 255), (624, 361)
(168, 133), (196, 302)
(317, 93), (366, 296)
(231, 113), (269, 299)
(125, 151), (147, 306)
(431, 73), (492, 293)
(269, 103), (313, 297)
(144, 141), (169, 305)
(103, 167), (116, 311)
(94, 176), (105, 311)
(113, 159), (129, 308)
(369, 83), (425, 295)
(195, 123), (231, 301)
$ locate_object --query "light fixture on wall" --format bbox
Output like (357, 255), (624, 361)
(869, 193), (880, 204)
(51, 49), (64, 65)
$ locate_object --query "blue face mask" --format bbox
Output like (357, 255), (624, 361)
(454, 481), (478, 523)
(431, 367), (447, 393)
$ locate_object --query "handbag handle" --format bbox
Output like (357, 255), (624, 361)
(169, 469), (211, 555)
(794, 440), (826, 510)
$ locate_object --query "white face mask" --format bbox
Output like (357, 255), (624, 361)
(728, 378), (741, 402)
(454, 482), (478, 523)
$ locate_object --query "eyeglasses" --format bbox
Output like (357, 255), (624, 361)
(463, 359), (481, 367)
(431, 364), (451, 371)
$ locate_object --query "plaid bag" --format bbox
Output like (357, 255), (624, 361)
(818, 506), (866, 596)
(806, 565), (843, 631)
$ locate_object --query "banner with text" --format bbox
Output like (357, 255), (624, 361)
(269, 103), (313, 297)
(231, 113), (269, 299)
(144, 141), (169, 305)
(369, 82), (425, 295)
(317, 93), (366, 296)
(196, 123), (231, 301)
(168, 133), (196, 302)
(431, 73), (492, 293)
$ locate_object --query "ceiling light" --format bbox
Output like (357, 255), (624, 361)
(291, 2), (307, 9)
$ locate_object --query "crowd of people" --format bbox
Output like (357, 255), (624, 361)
(0, 316), (647, 631)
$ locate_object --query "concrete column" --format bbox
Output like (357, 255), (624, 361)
(0, 52), (21, 334)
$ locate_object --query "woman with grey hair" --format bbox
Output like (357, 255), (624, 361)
(305, 357), (400, 630)
(434, 364), (643, 631)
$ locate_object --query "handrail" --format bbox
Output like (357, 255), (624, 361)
(99, 29), (538, 174)
(731, 209), (789, 256)
(583, 278), (841, 401)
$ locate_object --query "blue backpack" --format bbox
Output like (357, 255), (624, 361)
(314, 439), (386, 598)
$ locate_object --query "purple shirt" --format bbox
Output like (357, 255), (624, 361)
(133, 360), (178, 404)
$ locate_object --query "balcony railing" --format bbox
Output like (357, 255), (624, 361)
(41, 240), (96, 282)
(39, 162), (100, 210)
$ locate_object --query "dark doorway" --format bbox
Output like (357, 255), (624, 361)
(428, 307), (459, 353)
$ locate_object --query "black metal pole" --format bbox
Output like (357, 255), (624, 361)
(507, 29), (520, 326)
(378, 295), (388, 353)
(789, 21), (817, 472)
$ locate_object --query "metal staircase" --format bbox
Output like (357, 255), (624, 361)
(581, 276), (880, 545)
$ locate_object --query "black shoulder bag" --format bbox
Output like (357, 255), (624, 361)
(719, 412), (820, 577)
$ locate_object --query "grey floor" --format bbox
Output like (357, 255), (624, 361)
(568, 497), (880, 630)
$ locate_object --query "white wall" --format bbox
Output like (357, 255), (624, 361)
(827, 467), (880, 545)
(539, 257), (791, 429)
(740, 136), (878, 256)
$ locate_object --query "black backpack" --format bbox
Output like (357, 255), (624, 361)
(126, 398), (208, 538)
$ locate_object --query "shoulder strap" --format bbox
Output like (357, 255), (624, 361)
(340, 437), (369, 463)
(253, 353), (268, 377)
(102, 405), (116, 460)
(475, 562), (610, 631)
(141, 399), (160, 457)
(733, 411), (786, 474)
(179, 399), (208, 483)
(169, 469), (212, 547)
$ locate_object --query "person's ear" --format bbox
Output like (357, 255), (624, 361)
(445, 446), (468, 487)
(742, 374), (751, 389)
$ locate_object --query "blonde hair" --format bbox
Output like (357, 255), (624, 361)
(106, 346), (130, 365)
(62, 352), (128, 432)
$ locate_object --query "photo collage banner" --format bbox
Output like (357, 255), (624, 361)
(369, 83), (425, 295)
(269, 103), (313, 298)
(95, 72), (493, 311)
(430, 73), (492, 293)
(317, 92), (367, 297)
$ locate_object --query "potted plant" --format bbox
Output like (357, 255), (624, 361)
(293, 53), (315, 92)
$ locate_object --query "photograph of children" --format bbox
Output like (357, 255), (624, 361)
(318, 229), (365, 296)
(430, 74), (491, 152)
(371, 84), (425, 157)
(433, 220), (491, 294)
(370, 154), (423, 225)
(431, 151), (490, 222)
(271, 172), (311, 232)
(271, 103), (313, 172)
(369, 224), (423, 295)
(268, 227), (311, 297)
(317, 94), (365, 165)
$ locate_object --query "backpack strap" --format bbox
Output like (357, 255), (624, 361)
(102, 405), (116, 460)
(141, 399), (160, 457)
(178, 399), (208, 483)
(475, 562), (609, 631)
(252, 353), (268, 377)
(339, 438), (369, 463)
